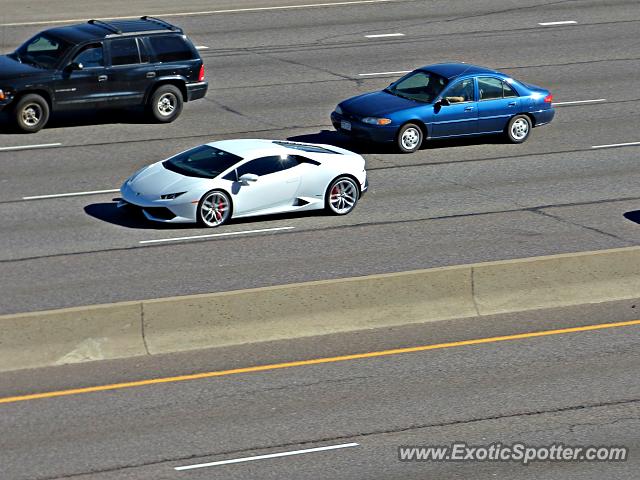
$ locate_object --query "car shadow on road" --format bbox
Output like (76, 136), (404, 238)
(84, 203), (191, 230)
(623, 210), (640, 225)
(85, 202), (327, 230)
(288, 129), (507, 154)
(0, 108), (149, 133)
(287, 130), (396, 155)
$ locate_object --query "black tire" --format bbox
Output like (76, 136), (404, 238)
(506, 114), (532, 143)
(14, 94), (50, 133)
(396, 122), (423, 153)
(197, 190), (232, 227)
(148, 84), (183, 123)
(325, 176), (359, 215)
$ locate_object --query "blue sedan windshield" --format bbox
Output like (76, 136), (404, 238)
(385, 70), (448, 103)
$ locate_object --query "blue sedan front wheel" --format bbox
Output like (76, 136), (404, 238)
(397, 123), (424, 153)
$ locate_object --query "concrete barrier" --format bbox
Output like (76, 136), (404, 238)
(142, 266), (476, 354)
(1, 246), (639, 372)
(473, 247), (640, 315)
(0, 302), (145, 372)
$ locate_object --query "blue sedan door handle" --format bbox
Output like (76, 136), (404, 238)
(464, 106), (474, 111)
(508, 101), (517, 107)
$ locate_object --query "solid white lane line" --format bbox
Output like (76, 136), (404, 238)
(0, 143), (62, 152)
(538, 20), (577, 26)
(22, 189), (119, 200)
(1, 0), (400, 26)
(591, 141), (640, 149)
(195, 45), (209, 50)
(553, 98), (606, 106)
(140, 227), (295, 244)
(358, 70), (411, 77)
(365, 33), (405, 38)
(175, 443), (359, 471)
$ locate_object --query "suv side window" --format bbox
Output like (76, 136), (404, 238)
(110, 38), (140, 66)
(137, 38), (151, 63)
(148, 35), (195, 62)
(72, 43), (104, 68)
(237, 156), (284, 177)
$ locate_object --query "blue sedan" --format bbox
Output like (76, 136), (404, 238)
(331, 63), (555, 153)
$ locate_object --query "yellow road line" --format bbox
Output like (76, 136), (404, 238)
(2, 318), (640, 405)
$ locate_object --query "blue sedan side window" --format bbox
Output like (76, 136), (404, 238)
(503, 81), (518, 97)
(444, 79), (474, 103)
(478, 77), (503, 100)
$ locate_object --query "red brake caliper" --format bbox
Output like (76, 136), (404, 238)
(216, 199), (224, 221)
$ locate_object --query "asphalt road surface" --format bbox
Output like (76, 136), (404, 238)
(1, 0), (640, 314)
(1, 300), (639, 480)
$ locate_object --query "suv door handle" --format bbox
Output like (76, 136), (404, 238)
(146, 72), (156, 78)
(98, 75), (107, 82)
(464, 106), (474, 111)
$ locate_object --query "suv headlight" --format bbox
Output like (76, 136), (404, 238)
(362, 117), (392, 125)
(160, 192), (186, 200)
(0, 89), (7, 101)
(335, 105), (343, 114)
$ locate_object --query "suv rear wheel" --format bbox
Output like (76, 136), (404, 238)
(148, 84), (183, 123)
(14, 94), (50, 133)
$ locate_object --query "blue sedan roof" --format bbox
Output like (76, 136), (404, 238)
(419, 63), (500, 79)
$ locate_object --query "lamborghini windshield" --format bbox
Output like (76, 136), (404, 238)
(163, 145), (242, 179)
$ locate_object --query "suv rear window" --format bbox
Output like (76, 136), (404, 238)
(148, 35), (195, 62)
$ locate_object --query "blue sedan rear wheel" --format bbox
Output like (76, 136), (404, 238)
(506, 115), (531, 143)
(397, 123), (423, 153)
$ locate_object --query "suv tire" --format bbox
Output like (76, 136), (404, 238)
(14, 94), (50, 133)
(148, 84), (183, 123)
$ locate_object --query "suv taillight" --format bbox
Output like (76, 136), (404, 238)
(198, 64), (205, 82)
(544, 93), (553, 103)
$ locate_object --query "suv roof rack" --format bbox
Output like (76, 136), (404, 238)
(140, 16), (180, 31)
(87, 19), (122, 34)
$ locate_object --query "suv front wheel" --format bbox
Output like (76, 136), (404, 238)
(14, 94), (50, 133)
(148, 84), (183, 123)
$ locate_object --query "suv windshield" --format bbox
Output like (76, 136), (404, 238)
(15, 33), (73, 69)
(385, 70), (448, 103)
(163, 145), (242, 179)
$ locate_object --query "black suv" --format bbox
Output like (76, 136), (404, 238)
(0, 16), (208, 132)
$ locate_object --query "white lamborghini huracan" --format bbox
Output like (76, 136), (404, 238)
(119, 139), (368, 227)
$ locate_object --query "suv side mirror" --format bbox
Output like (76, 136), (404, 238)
(436, 98), (450, 107)
(68, 62), (84, 71)
(239, 173), (258, 184)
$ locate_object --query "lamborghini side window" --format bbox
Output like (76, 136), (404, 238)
(237, 156), (283, 177)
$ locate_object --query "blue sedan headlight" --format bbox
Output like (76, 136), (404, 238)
(362, 117), (392, 125)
